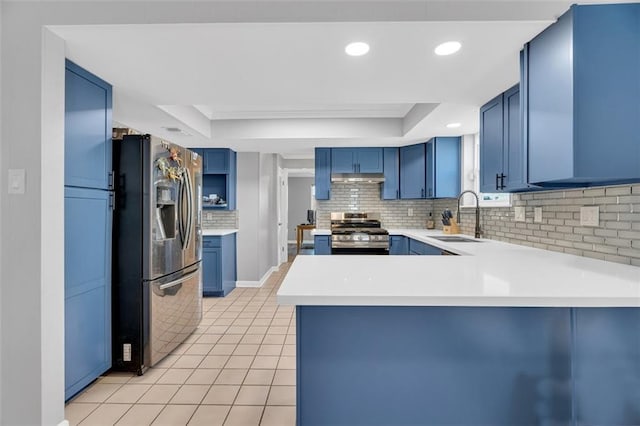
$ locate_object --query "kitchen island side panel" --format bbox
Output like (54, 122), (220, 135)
(297, 306), (640, 426)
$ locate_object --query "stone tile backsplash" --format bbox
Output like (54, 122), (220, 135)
(318, 182), (640, 267)
(202, 210), (238, 229)
(315, 183), (437, 229)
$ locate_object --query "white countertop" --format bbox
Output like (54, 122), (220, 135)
(311, 229), (330, 236)
(202, 229), (238, 236)
(277, 229), (640, 307)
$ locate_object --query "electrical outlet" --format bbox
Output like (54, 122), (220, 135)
(123, 343), (132, 362)
(580, 206), (599, 227)
(206, 212), (213, 221)
(8, 169), (25, 194)
(534, 207), (543, 223)
(514, 206), (526, 222)
(408, 208), (414, 217)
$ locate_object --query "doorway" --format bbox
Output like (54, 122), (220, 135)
(277, 167), (315, 263)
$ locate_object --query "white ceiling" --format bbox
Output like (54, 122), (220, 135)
(48, 1), (623, 158)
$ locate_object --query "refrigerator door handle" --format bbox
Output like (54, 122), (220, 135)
(157, 269), (200, 290)
(183, 168), (194, 250)
(178, 174), (187, 248)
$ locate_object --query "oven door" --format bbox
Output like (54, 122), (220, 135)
(331, 247), (389, 255)
(331, 239), (389, 255)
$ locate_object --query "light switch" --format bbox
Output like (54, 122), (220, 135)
(514, 206), (526, 222)
(8, 169), (26, 194)
(580, 206), (599, 227)
(534, 207), (543, 223)
(408, 208), (414, 217)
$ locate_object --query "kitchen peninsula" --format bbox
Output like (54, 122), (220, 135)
(277, 231), (640, 425)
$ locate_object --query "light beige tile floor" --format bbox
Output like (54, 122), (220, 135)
(66, 263), (295, 425)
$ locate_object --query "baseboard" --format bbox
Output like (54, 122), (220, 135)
(288, 239), (314, 244)
(236, 266), (279, 288)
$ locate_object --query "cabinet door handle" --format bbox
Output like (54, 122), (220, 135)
(396, 189), (399, 199)
(501, 174), (507, 190)
(495, 173), (500, 191)
(421, 188), (424, 197)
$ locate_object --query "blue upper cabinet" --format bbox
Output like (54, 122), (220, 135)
(480, 94), (504, 192)
(381, 147), (399, 200)
(399, 143), (426, 199)
(502, 85), (527, 191)
(357, 148), (384, 173)
(426, 137), (461, 198)
(228, 150), (237, 210)
(65, 60), (112, 190)
(331, 148), (357, 173)
(196, 148), (237, 210)
(331, 148), (383, 173)
(480, 85), (529, 192)
(425, 141), (435, 198)
(525, 4), (640, 186)
(203, 149), (229, 174)
(315, 148), (331, 200)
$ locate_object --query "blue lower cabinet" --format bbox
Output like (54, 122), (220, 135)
(573, 308), (640, 425)
(64, 187), (112, 400)
(297, 306), (574, 425)
(202, 234), (237, 297)
(408, 238), (442, 255)
(296, 305), (640, 425)
(389, 235), (408, 255)
(314, 235), (331, 255)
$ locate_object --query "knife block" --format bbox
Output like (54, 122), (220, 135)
(443, 219), (460, 234)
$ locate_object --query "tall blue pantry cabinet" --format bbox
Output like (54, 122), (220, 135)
(64, 60), (113, 400)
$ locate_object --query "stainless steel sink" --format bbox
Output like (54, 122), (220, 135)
(430, 236), (483, 243)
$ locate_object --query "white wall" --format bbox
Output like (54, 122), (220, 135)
(0, 1), (3, 420)
(259, 154), (279, 277)
(287, 177), (314, 241)
(237, 152), (260, 282)
(41, 29), (66, 425)
(236, 152), (280, 283)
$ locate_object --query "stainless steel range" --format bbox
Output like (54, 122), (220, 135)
(330, 212), (389, 255)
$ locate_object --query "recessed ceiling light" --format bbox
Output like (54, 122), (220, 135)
(345, 42), (370, 57)
(435, 41), (462, 56)
(446, 122), (462, 129)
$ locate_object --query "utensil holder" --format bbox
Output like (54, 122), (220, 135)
(443, 219), (460, 234)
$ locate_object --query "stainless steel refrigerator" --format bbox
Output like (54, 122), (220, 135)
(112, 134), (202, 374)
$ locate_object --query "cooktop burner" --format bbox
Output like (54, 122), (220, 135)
(331, 228), (389, 235)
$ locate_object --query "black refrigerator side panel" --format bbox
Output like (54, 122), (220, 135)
(112, 135), (148, 373)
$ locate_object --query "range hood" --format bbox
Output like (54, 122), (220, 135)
(331, 173), (385, 183)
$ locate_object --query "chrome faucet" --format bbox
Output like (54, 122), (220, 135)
(457, 190), (482, 239)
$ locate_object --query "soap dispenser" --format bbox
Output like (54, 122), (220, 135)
(426, 212), (435, 229)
